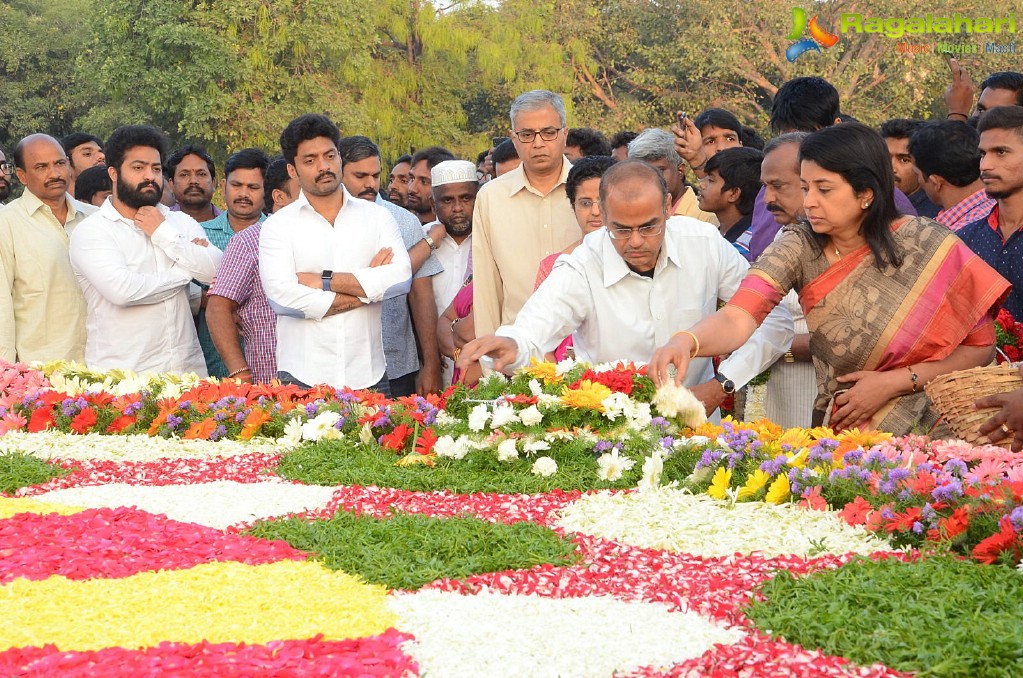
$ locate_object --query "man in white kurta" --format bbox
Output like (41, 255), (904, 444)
(70, 125), (221, 375)
(461, 161), (793, 414)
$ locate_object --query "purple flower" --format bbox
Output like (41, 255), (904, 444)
(304, 403), (319, 417)
(214, 411), (228, 422)
(911, 521), (925, 534)
(333, 417), (346, 430)
(235, 411), (247, 423)
(210, 424), (228, 441)
(165, 414), (184, 430)
(650, 417), (669, 433)
(659, 436), (675, 449)
(943, 459), (969, 478)
(932, 479), (964, 503)
(807, 444), (834, 467)
(760, 456), (788, 476)
(881, 507), (895, 520)
(178, 400), (191, 410)
(696, 448), (725, 470)
(1009, 506), (1023, 532)
(594, 440), (614, 454)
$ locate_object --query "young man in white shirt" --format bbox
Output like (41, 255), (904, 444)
(69, 125), (222, 374)
(460, 161), (793, 416)
(258, 114), (412, 392)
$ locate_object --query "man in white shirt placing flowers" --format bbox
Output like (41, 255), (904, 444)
(459, 160), (793, 417)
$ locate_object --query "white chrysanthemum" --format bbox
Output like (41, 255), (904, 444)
(433, 410), (459, 427)
(554, 356), (577, 376)
(528, 379), (544, 397)
(596, 448), (636, 482)
(300, 410), (342, 442)
(434, 435), (471, 460)
(522, 440), (551, 456)
(678, 435), (711, 447)
(489, 404), (519, 429)
(531, 456), (558, 477)
(637, 449), (664, 492)
(601, 392), (631, 422)
(496, 438), (519, 462)
(468, 404), (491, 432)
(537, 393), (562, 408)
(625, 402), (653, 431)
(518, 405), (543, 427)
(358, 422), (375, 445)
(281, 418), (304, 447)
(651, 383), (707, 427)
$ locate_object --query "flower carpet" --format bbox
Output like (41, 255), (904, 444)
(0, 359), (1021, 676)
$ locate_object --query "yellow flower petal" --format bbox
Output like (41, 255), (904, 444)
(0, 496), (83, 519)
(736, 469), (771, 500)
(0, 560), (394, 652)
(706, 467), (732, 500)
(765, 474), (791, 504)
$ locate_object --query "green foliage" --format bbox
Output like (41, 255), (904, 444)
(246, 509), (579, 589)
(747, 556), (1023, 677)
(0, 452), (70, 494)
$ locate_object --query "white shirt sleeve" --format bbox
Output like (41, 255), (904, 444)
(258, 218), (335, 321)
(70, 225), (195, 308)
(149, 215), (222, 285)
(494, 259), (591, 371)
(351, 212), (412, 303)
(714, 236), (794, 387)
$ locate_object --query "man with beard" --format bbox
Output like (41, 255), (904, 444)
(61, 132), (106, 198)
(428, 160), (476, 316)
(168, 144), (220, 223)
(0, 134), (95, 363)
(387, 154), (412, 208)
(70, 125), (222, 374)
(407, 146), (455, 227)
(259, 114), (411, 392)
(0, 148), (12, 204)
(195, 148), (269, 378)
(338, 135), (445, 395)
(959, 106), (1023, 320)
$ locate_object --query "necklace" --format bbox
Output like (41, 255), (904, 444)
(834, 246), (841, 259)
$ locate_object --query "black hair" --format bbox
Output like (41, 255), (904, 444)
(908, 121), (981, 187)
(566, 155), (617, 204)
(224, 147), (269, 178)
(693, 108), (742, 136)
(565, 127), (612, 157)
(609, 130), (638, 150)
(598, 159), (668, 205)
(167, 144), (216, 180)
(879, 118), (923, 140)
(393, 154), (412, 166)
(410, 146), (456, 170)
(770, 76), (841, 133)
(263, 156), (291, 215)
(338, 136), (380, 164)
(61, 132), (103, 162)
(739, 126), (765, 150)
(104, 125), (170, 172)
(279, 114), (341, 166)
(476, 150), (488, 164)
(703, 147), (764, 215)
(490, 139), (518, 166)
(977, 104), (1023, 138)
(73, 165), (112, 203)
(799, 123), (902, 269)
(979, 71), (1023, 106)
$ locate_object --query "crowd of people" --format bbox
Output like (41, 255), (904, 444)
(2, 63), (1023, 447)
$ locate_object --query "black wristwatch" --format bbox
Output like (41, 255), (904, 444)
(715, 372), (736, 395)
(321, 270), (333, 291)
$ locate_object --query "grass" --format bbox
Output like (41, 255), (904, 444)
(246, 509), (580, 589)
(0, 452), (70, 494)
(746, 556), (1023, 677)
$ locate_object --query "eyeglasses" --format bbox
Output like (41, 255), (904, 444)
(607, 223), (664, 240)
(0, 162), (12, 175)
(574, 198), (598, 211)
(512, 127), (563, 144)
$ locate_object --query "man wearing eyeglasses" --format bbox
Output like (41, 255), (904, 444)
(472, 90), (580, 338)
(0, 150), (13, 203)
(459, 161), (793, 416)
(0, 134), (96, 364)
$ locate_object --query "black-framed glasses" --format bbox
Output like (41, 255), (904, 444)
(0, 162), (12, 175)
(512, 127), (563, 144)
(607, 223), (664, 240)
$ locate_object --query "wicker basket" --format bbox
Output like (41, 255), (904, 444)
(924, 363), (1023, 444)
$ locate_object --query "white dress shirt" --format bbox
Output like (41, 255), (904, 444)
(495, 217), (794, 388)
(69, 200), (222, 375)
(429, 225), (472, 316)
(259, 188), (412, 389)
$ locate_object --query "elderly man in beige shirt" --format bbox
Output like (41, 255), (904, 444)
(0, 134), (94, 364)
(472, 90), (580, 336)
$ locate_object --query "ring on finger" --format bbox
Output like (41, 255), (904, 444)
(1001, 423), (1013, 436)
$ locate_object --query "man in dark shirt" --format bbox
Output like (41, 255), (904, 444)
(880, 119), (941, 218)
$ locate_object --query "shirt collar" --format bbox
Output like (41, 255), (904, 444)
(294, 185), (354, 221)
(505, 157), (572, 197)
(98, 197), (171, 227)
(19, 189), (77, 219)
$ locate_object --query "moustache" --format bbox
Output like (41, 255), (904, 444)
(45, 178), (67, 187)
(232, 199), (253, 206)
(137, 181), (160, 191)
(316, 171), (336, 182)
(980, 173), (999, 181)
(765, 203), (784, 213)
(358, 190), (377, 200)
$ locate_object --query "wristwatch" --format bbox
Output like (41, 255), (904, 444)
(321, 270), (333, 291)
(423, 234), (438, 250)
(715, 373), (736, 395)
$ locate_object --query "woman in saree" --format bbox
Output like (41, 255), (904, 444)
(437, 275), (481, 386)
(650, 123), (1010, 435)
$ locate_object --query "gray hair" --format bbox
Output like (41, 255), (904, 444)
(763, 131), (809, 156)
(509, 90), (567, 128)
(627, 128), (681, 168)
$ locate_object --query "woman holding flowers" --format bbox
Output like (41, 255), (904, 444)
(651, 123), (1010, 435)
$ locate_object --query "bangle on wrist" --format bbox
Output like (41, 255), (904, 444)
(451, 317), (461, 334)
(227, 366), (251, 378)
(946, 112), (969, 120)
(907, 365), (919, 392)
(673, 330), (701, 359)
(452, 348), (461, 362)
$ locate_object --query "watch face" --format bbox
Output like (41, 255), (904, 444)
(723, 379), (736, 394)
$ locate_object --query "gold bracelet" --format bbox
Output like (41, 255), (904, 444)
(783, 350), (795, 363)
(453, 348), (462, 362)
(907, 365), (919, 392)
(673, 330), (700, 359)
(451, 317), (461, 334)
(227, 366), (251, 378)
